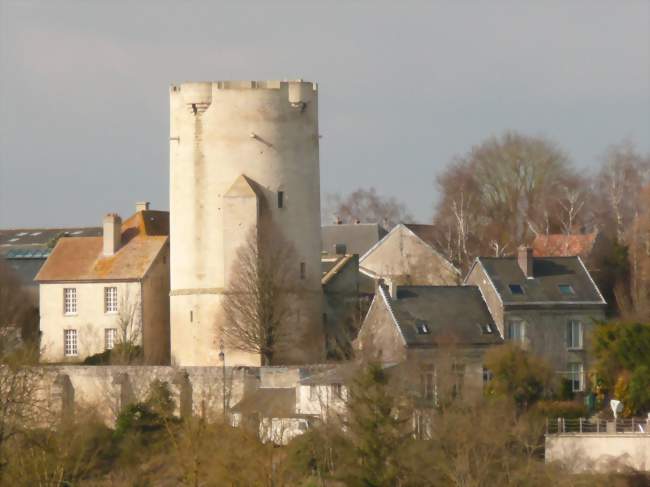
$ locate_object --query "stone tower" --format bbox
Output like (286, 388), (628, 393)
(169, 80), (324, 366)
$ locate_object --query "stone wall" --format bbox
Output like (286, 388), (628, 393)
(40, 365), (316, 426)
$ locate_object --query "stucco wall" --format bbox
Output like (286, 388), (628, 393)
(360, 226), (459, 285)
(169, 81), (323, 367)
(142, 244), (170, 365)
(296, 383), (347, 418)
(546, 434), (650, 473)
(40, 281), (142, 362)
(355, 293), (406, 363)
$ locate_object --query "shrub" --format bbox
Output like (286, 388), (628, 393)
(533, 400), (587, 419)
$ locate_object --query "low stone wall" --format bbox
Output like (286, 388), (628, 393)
(546, 434), (650, 473)
(39, 364), (327, 426)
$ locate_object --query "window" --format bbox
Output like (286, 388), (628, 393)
(421, 371), (436, 400)
(309, 384), (317, 401)
(277, 191), (284, 208)
(105, 328), (117, 350)
(63, 288), (77, 315)
(568, 363), (584, 392)
(566, 320), (583, 349)
(300, 262), (306, 279)
(416, 320), (430, 335)
(508, 284), (524, 295)
(507, 320), (525, 342)
(482, 367), (493, 386)
(332, 383), (343, 399)
(558, 284), (575, 295)
(64, 329), (78, 356)
(104, 287), (118, 313)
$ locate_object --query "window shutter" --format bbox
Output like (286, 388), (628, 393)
(566, 321), (572, 347)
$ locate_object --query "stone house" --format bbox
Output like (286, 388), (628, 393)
(36, 203), (170, 364)
(465, 246), (607, 393)
(355, 284), (502, 402)
(359, 223), (460, 288)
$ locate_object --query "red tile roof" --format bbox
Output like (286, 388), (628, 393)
(35, 211), (168, 282)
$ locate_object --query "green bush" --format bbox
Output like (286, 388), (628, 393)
(533, 400), (587, 419)
(114, 403), (164, 439)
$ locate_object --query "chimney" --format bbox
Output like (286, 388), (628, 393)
(103, 213), (122, 256)
(517, 245), (534, 278)
(135, 201), (150, 212)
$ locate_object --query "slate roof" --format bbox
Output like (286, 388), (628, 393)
(382, 286), (502, 347)
(532, 233), (598, 259)
(230, 388), (298, 418)
(475, 256), (605, 305)
(35, 211), (168, 282)
(321, 223), (387, 257)
(403, 224), (438, 248)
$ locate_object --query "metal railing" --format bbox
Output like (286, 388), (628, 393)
(546, 417), (650, 434)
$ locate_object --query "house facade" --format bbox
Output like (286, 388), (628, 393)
(355, 284), (502, 402)
(465, 246), (607, 392)
(359, 224), (460, 288)
(36, 204), (170, 364)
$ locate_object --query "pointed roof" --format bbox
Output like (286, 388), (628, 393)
(224, 174), (259, 198)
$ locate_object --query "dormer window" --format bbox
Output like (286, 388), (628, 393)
(416, 320), (430, 335)
(508, 284), (524, 295)
(479, 323), (494, 334)
(558, 284), (575, 295)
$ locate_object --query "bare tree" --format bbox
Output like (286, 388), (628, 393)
(111, 289), (142, 365)
(595, 141), (650, 243)
(433, 132), (584, 268)
(324, 187), (413, 227)
(220, 230), (297, 365)
(0, 262), (38, 351)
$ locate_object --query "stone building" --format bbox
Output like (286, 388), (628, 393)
(169, 80), (324, 367)
(359, 223), (460, 288)
(355, 284), (502, 401)
(465, 246), (607, 392)
(36, 204), (170, 364)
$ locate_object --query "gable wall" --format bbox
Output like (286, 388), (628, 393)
(356, 295), (406, 363)
(361, 226), (458, 285)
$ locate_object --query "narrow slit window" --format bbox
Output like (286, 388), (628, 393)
(277, 191), (284, 209)
(300, 262), (306, 279)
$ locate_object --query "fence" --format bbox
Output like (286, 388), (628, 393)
(546, 417), (650, 434)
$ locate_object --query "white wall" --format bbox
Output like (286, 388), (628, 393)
(40, 281), (142, 362)
(546, 434), (650, 473)
(296, 383), (347, 419)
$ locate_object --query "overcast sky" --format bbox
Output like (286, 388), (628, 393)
(0, 0), (648, 228)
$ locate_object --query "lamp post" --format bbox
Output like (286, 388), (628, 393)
(219, 340), (226, 422)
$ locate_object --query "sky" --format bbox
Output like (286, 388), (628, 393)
(0, 0), (648, 228)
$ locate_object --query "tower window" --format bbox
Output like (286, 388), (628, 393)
(300, 262), (306, 279)
(278, 191), (284, 209)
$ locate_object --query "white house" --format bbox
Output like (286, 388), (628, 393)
(36, 203), (170, 364)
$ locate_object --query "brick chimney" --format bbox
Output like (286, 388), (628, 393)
(103, 213), (122, 256)
(135, 201), (150, 212)
(517, 245), (534, 278)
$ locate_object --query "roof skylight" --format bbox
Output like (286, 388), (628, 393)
(416, 320), (430, 335)
(558, 284), (575, 295)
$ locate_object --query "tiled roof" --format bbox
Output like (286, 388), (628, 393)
(35, 211), (168, 282)
(0, 227), (101, 254)
(383, 286), (502, 347)
(532, 233), (598, 258)
(321, 223), (387, 257)
(476, 256), (605, 305)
